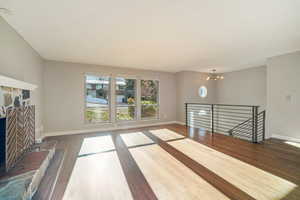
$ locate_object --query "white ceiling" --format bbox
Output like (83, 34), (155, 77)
(1, 0), (300, 73)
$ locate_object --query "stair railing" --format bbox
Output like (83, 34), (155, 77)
(185, 103), (265, 143)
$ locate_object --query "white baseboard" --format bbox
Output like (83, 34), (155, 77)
(272, 134), (300, 143)
(174, 121), (185, 125)
(42, 121), (180, 140)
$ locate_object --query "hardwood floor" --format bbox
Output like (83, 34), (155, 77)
(130, 144), (229, 200)
(45, 124), (300, 200)
(63, 151), (133, 200)
(112, 134), (157, 200)
(120, 132), (154, 147)
(144, 130), (255, 200)
(169, 139), (296, 200)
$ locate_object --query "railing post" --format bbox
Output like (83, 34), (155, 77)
(211, 104), (214, 134)
(262, 111), (266, 141)
(185, 103), (188, 127)
(252, 106), (258, 143)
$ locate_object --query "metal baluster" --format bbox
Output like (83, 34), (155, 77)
(211, 104), (214, 134)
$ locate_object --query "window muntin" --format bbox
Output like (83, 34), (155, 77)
(116, 77), (136, 121)
(141, 80), (159, 119)
(85, 75), (110, 123)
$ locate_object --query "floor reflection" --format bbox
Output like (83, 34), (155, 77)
(285, 141), (300, 148)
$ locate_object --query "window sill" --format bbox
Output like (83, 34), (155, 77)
(140, 118), (160, 122)
(84, 121), (113, 126)
(84, 118), (161, 126)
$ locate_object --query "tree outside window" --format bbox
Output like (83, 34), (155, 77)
(141, 80), (159, 119)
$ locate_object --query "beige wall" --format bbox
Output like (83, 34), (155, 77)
(43, 61), (177, 134)
(40, 52), (300, 140)
(216, 66), (267, 110)
(176, 71), (217, 123)
(266, 51), (300, 140)
(0, 17), (44, 139)
(175, 68), (267, 124)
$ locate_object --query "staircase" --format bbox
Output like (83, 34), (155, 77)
(185, 103), (266, 143)
(228, 110), (265, 142)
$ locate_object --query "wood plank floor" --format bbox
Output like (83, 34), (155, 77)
(45, 124), (300, 200)
(112, 133), (157, 200)
(149, 128), (185, 141)
(130, 144), (229, 200)
(169, 139), (296, 200)
(120, 132), (154, 147)
(63, 150), (133, 200)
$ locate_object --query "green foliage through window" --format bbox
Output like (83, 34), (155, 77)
(141, 80), (159, 119)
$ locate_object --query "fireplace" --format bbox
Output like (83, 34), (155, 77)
(0, 117), (5, 167)
(0, 106), (35, 171)
(1, 74), (37, 171)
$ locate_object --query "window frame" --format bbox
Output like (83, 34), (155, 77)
(84, 73), (112, 124)
(115, 76), (137, 122)
(140, 79), (160, 120)
(84, 73), (160, 124)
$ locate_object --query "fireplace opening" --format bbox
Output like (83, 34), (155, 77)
(0, 117), (5, 169)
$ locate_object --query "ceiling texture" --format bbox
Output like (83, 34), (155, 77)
(0, 0), (300, 72)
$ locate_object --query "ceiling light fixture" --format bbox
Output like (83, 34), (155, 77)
(206, 69), (224, 81)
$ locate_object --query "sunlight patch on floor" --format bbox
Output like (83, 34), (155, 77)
(78, 135), (115, 156)
(169, 139), (297, 200)
(285, 141), (300, 148)
(120, 132), (154, 147)
(149, 129), (185, 141)
(63, 152), (133, 200)
(130, 144), (229, 200)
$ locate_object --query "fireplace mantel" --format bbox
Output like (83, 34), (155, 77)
(0, 75), (38, 90)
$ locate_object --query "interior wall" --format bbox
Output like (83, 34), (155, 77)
(0, 17), (44, 139)
(176, 71), (217, 123)
(216, 66), (267, 110)
(43, 60), (177, 134)
(266, 51), (300, 140)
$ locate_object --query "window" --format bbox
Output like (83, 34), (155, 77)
(84, 75), (160, 123)
(85, 75), (110, 123)
(115, 77), (136, 121)
(199, 86), (207, 98)
(141, 80), (159, 119)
